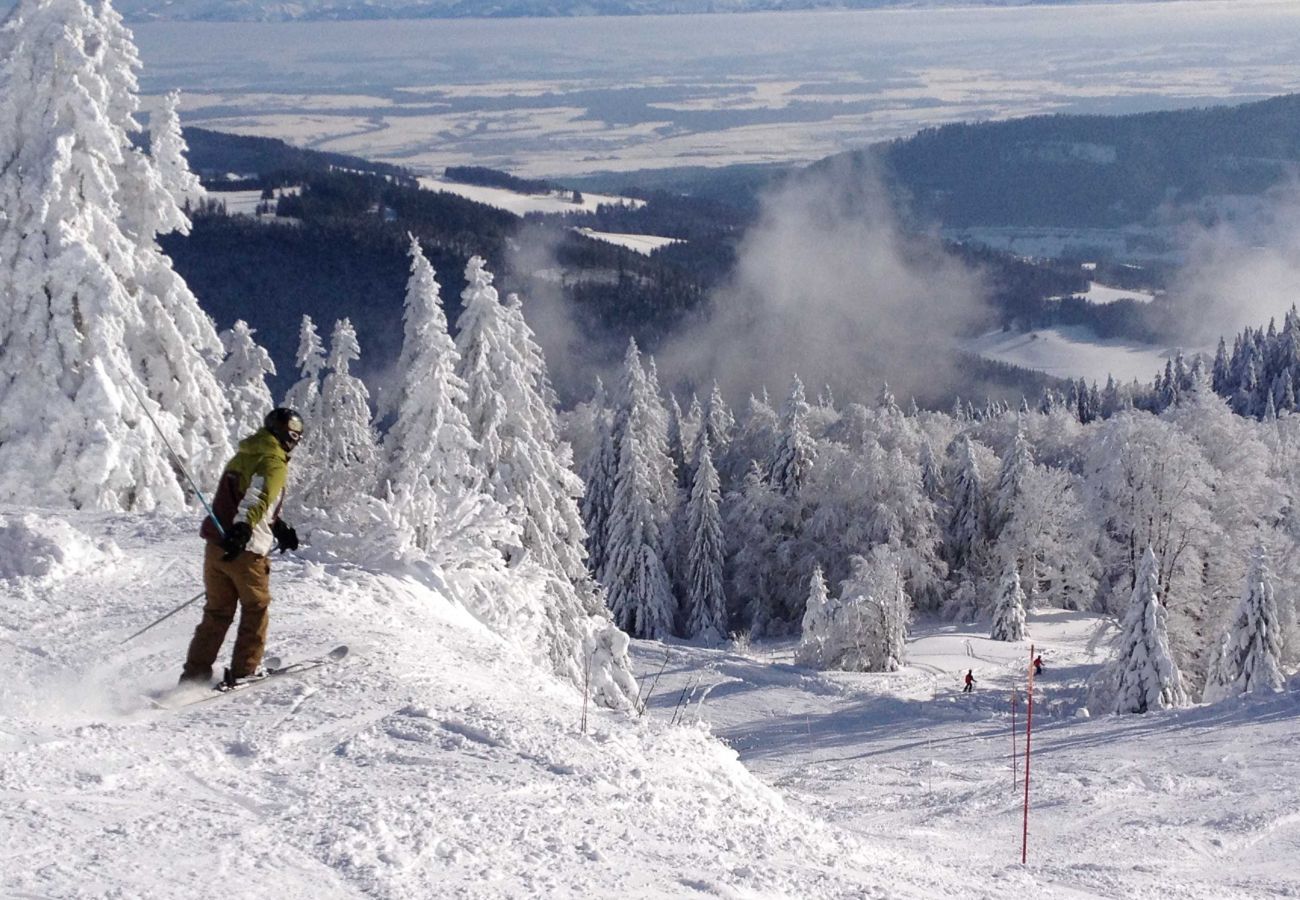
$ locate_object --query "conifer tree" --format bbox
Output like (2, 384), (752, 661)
(603, 340), (677, 638)
(946, 436), (988, 573)
(0, 0), (229, 510)
(768, 375), (816, 496)
(1113, 547), (1188, 714)
(703, 380), (735, 452)
(453, 260), (636, 704)
(216, 320), (275, 442)
(1206, 546), (1285, 701)
(284, 315), (326, 415)
(581, 408), (618, 582)
(306, 319), (380, 509)
(383, 238), (493, 552)
(795, 565), (832, 667)
(990, 427), (1032, 540)
(148, 90), (205, 215)
(990, 563), (1028, 642)
(684, 435), (727, 641)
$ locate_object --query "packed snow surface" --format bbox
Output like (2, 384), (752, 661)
(964, 325), (1191, 385)
(3, 508), (1298, 897)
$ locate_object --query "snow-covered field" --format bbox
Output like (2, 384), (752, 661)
(417, 177), (643, 216)
(1056, 281), (1157, 305)
(3, 508), (1298, 898)
(573, 227), (681, 255)
(965, 326), (1191, 385)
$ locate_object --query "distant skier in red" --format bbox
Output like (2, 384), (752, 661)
(1033, 655), (1044, 676)
(963, 669), (975, 693)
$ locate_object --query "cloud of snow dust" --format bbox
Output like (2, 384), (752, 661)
(654, 157), (992, 406)
(506, 222), (593, 402)
(1168, 181), (1300, 343)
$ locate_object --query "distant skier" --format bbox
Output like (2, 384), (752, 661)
(1033, 654), (1044, 676)
(179, 408), (303, 687)
(963, 669), (976, 693)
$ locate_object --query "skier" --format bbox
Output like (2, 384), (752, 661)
(963, 669), (976, 693)
(179, 408), (304, 686)
(1033, 654), (1044, 676)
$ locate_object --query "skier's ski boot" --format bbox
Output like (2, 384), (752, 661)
(219, 665), (270, 691)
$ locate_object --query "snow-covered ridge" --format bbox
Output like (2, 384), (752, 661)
(0, 509), (889, 898)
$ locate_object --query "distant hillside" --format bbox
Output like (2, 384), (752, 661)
(822, 93), (1300, 233)
(114, 0), (1130, 21)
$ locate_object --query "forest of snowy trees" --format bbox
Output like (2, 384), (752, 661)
(566, 346), (1300, 711)
(0, 0), (1293, 724)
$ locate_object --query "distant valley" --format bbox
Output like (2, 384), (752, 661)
(114, 0), (1144, 21)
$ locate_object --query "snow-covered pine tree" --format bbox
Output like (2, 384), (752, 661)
(303, 319), (380, 509)
(603, 340), (677, 638)
(148, 90), (205, 215)
(704, 380), (735, 452)
(279, 314), (327, 486)
(383, 237), (501, 555)
(795, 565), (831, 667)
(768, 375), (816, 496)
(990, 427), (1032, 540)
(216, 320), (275, 443)
(667, 395), (690, 490)
(683, 435), (727, 641)
(454, 259), (635, 705)
(581, 411), (618, 582)
(946, 436), (988, 574)
(1205, 546), (1285, 701)
(94, 1), (230, 483)
(1113, 547), (1188, 714)
(0, 0), (229, 510)
(990, 562), (1028, 642)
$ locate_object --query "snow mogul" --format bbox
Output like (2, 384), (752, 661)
(179, 408), (303, 687)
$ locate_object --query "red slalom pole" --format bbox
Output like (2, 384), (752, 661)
(1022, 644), (1036, 865)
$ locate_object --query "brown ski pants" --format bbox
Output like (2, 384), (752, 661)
(182, 543), (274, 680)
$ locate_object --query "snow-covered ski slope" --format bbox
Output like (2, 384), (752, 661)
(3, 508), (1299, 898)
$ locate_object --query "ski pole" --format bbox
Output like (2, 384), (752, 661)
(120, 590), (205, 645)
(123, 379), (225, 539)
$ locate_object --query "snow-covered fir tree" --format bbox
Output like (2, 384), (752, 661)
(990, 563), (1028, 642)
(216, 320), (276, 442)
(990, 426), (1032, 541)
(0, 0), (230, 510)
(302, 319), (380, 509)
(768, 375), (817, 496)
(683, 435), (727, 641)
(945, 436), (989, 575)
(580, 398), (618, 581)
(603, 340), (677, 639)
(382, 237), (502, 557)
(1113, 547), (1188, 714)
(795, 565), (832, 667)
(1205, 546), (1285, 701)
(148, 90), (205, 214)
(454, 259), (634, 704)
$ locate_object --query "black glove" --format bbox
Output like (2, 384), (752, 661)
(272, 519), (299, 553)
(220, 522), (252, 561)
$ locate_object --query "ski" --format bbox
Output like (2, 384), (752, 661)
(150, 645), (349, 709)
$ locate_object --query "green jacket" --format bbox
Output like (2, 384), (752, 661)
(200, 429), (290, 556)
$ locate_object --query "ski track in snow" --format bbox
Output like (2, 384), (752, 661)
(2, 509), (1299, 898)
